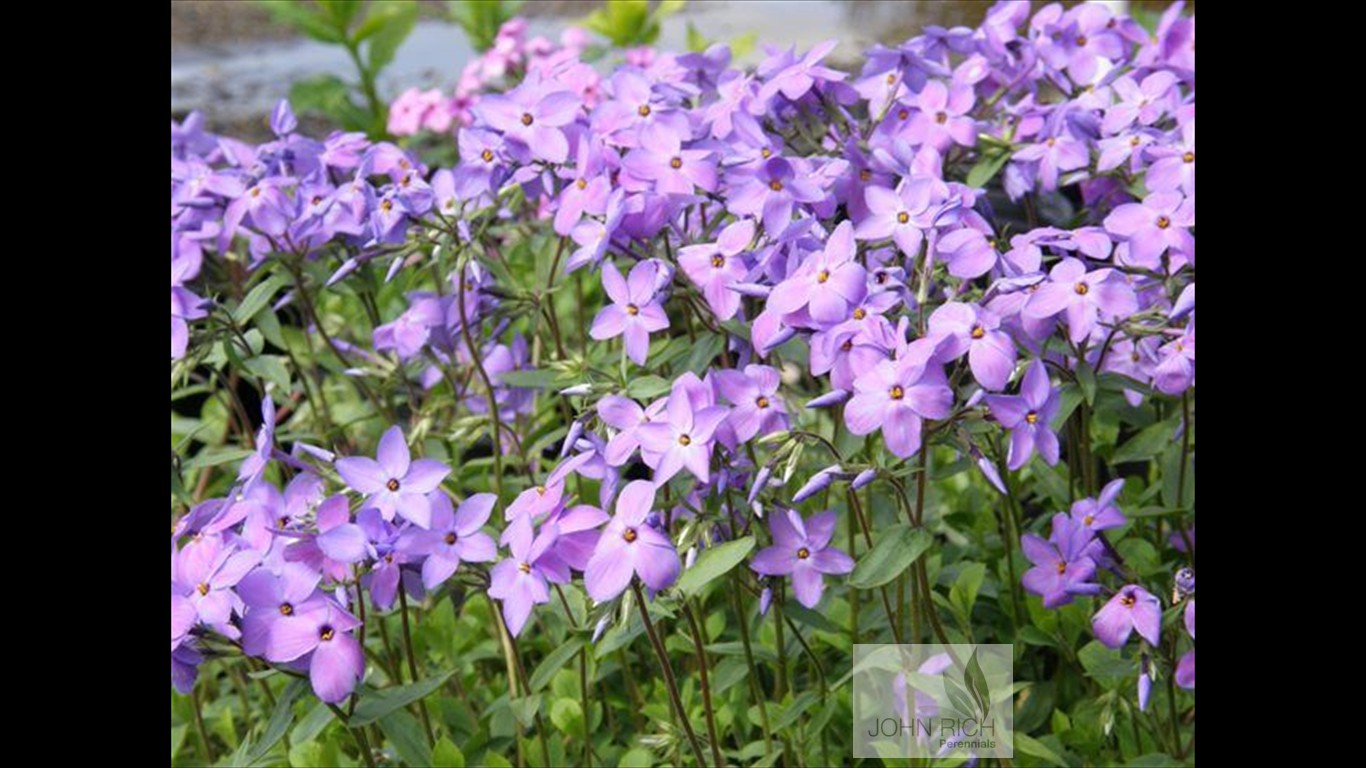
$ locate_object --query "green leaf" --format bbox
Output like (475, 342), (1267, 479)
(432, 737), (467, 767)
(1111, 419), (1177, 464)
(619, 748), (655, 767)
(1015, 733), (1068, 766)
(549, 697), (584, 734)
(848, 524), (932, 589)
(626, 375), (673, 399)
(247, 678), (306, 763)
(378, 710), (432, 767)
(349, 670), (454, 726)
(233, 273), (290, 325)
(1076, 361), (1098, 406)
(170, 724), (187, 761)
(950, 562), (987, 619)
(289, 75), (370, 132)
(963, 647), (990, 720)
(509, 694), (542, 728)
(1127, 754), (1185, 767)
(1016, 625), (1057, 647)
(686, 22), (709, 52)
(256, 0), (345, 43)
(318, 0), (364, 29)
(244, 355), (291, 393)
(1076, 640), (1135, 687)
(529, 637), (584, 693)
(676, 536), (756, 597)
(496, 369), (561, 389)
(965, 148), (1011, 188)
(361, 0), (419, 73)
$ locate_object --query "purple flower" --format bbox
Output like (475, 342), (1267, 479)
(236, 396), (277, 492)
(638, 377), (729, 485)
(1101, 71), (1178, 135)
(713, 364), (789, 443)
(845, 339), (953, 458)
(237, 562), (324, 658)
(476, 82), (581, 164)
(335, 426), (451, 528)
(401, 493), (498, 590)
(677, 219), (753, 321)
(589, 260), (670, 366)
(1092, 584), (1162, 648)
(1023, 257), (1138, 344)
(928, 302), (1017, 391)
(1145, 119), (1195, 196)
(767, 221), (868, 325)
(1176, 650), (1195, 689)
(1103, 192), (1195, 269)
(758, 40), (846, 102)
(268, 597), (365, 703)
(621, 124), (718, 196)
(1021, 514), (1102, 608)
(856, 178), (958, 259)
(1013, 135), (1089, 192)
(985, 359), (1060, 470)
(904, 80), (976, 152)
(173, 535), (261, 637)
(598, 394), (667, 467)
(487, 516), (559, 636)
(584, 480), (680, 602)
(1070, 478), (1126, 531)
(1154, 324), (1195, 395)
(727, 157), (824, 237)
(750, 509), (854, 608)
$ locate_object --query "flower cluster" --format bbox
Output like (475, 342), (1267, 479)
(172, 0), (1195, 724)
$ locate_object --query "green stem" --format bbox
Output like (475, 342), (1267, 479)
(327, 703), (377, 768)
(730, 578), (774, 760)
(191, 684), (214, 763)
(398, 589), (436, 747)
(632, 581), (708, 767)
(682, 601), (726, 767)
(456, 259), (505, 502)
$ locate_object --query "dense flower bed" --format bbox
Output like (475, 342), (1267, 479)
(171, 2), (1194, 765)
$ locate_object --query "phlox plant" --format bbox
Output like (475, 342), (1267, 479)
(171, 2), (1195, 765)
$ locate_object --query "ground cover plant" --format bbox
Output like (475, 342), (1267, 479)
(170, 1), (1195, 764)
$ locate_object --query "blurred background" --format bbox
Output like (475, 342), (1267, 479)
(172, 1), (1172, 139)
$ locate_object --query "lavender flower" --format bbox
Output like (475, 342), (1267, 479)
(750, 509), (854, 608)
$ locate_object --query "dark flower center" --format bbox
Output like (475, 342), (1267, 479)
(841, 339), (853, 351)
(310, 195), (323, 206)
(623, 527), (638, 543)
(319, 625), (335, 642)
(444, 532), (458, 545)
(1156, 215), (1171, 229)
(853, 308), (867, 320)
(251, 187), (262, 198)
(638, 104), (652, 117)
(711, 254), (725, 268)
(1074, 282), (1090, 295)
(678, 434), (692, 446)
(1131, 351), (1141, 362)
(885, 73), (896, 84)
(971, 325), (985, 339)
(756, 396), (770, 409)
(384, 553), (394, 564)
(481, 148), (494, 162)
(1055, 561), (1067, 574)
(670, 157), (683, 170)
(797, 547), (810, 560)
(1025, 411), (1039, 425)
(817, 269), (830, 283)
(381, 199), (393, 212)
(576, 178), (587, 190)
(196, 582), (210, 596)
(859, 168), (872, 181)
(935, 111), (948, 124)
(1120, 593), (1136, 607)
(1076, 34), (1088, 46)
(279, 602), (294, 616)
(897, 211), (910, 224)
(1083, 514), (1095, 526)
(761, 147), (772, 159)
(876, 271), (889, 284)
(518, 562), (532, 573)
(769, 179), (784, 191)
(278, 516), (291, 528)
(520, 113), (534, 126)
(626, 304), (640, 316)
(898, 108), (910, 120)
(387, 478), (401, 492)
(889, 385), (905, 400)
(1183, 151), (1195, 163)
(1129, 136), (1141, 147)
